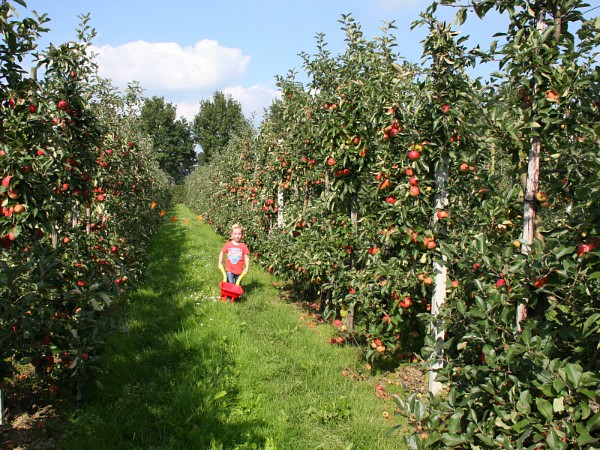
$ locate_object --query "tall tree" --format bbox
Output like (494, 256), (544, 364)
(139, 96), (196, 183)
(192, 91), (251, 164)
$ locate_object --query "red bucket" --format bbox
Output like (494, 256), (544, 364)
(219, 281), (244, 302)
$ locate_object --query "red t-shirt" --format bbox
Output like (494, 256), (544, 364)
(221, 241), (249, 275)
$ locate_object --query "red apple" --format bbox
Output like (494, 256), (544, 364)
(533, 277), (548, 288)
(440, 104), (450, 114)
(399, 296), (412, 308)
(408, 150), (420, 160)
(57, 100), (68, 110)
(546, 90), (559, 102)
(409, 185), (420, 197)
(7, 189), (20, 199)
(436, 210), (449, 219)
(2, 175), (12, 188)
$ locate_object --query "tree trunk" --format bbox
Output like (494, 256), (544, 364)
(518, 136), (541, 330)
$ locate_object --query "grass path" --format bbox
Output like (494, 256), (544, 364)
(58, 204), (408, 449)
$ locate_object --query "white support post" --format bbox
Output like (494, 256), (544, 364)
(429, 153), (449, 395)
(277, 186), (284, 228)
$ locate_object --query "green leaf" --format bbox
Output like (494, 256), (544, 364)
(517, 391), (532, 414)
(578, 432), (598, 446)
(448, 411), (464, 434)
(536, 397), (553, 422)
(413, 399), (427, 422)
(441, 433), (465, 446)
(553, 397), (565, 413)
(588, 412), (600, 433)
(423, 432), (442, 447)
(455, 8), (467, 26)
(90, 298), (101, 311)
(99, 292), (112, 305)
(564, 363), (583, 389)
(213, 390), (228, 400)
(547, 428), (567, 450)
(554, 245), (575, 259)
(404, 434), (422, 450)
(475, 433), (494, 446)
(552, 378), (565, 393)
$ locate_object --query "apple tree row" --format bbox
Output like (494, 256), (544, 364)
(1, 3), (171, 398)
(184, 4), (598, 447)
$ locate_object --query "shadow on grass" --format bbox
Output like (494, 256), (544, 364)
(59, 218), (269, 449)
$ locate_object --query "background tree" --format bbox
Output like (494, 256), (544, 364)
(139, 96), (196, 183)
(192, 91), (252, 164)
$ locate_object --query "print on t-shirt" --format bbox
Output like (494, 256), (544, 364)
(227, 247), (243, 265)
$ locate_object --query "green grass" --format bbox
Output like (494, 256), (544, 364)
(57, 204), (408, 450)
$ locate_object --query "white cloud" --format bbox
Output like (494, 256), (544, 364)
(89, 40), (280, 126)
(172, 101), (201, 123)
(224, 85), (281, 123)
(90, 39), (251, 93)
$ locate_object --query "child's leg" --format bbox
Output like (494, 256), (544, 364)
(226, 271), (239, 284)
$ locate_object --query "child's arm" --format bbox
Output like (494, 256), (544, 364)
(243, 253), (250, 274)
(218, 250), (224, 269)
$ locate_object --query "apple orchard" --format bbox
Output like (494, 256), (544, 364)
(2, 0), (600, 448)
(184, 4), (599, 449)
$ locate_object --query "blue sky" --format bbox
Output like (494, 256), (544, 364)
(15, 0), (513, 124)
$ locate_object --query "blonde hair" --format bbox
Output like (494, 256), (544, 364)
(231, 223), (243, 233)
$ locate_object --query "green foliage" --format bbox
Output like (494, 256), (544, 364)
(192, 91), (253, 165)
(183, 6), (599, 448)
(139, 96), (197, 182)
(0, 3), (171, 398)
(170, 184), (185, 204)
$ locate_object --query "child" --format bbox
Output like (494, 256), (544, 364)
(218, 223), (250, 286)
